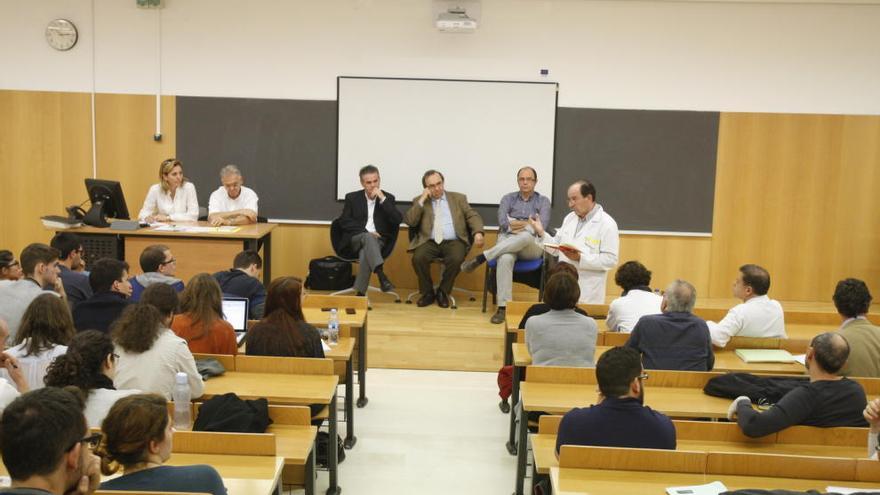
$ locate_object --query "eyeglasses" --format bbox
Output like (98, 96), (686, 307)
(160, 258), (176, 265)
(1, 260), (19, 269)
(68, 432), (102, 452)
(111, 352), (120, 361)
(637, 372), (649, 381)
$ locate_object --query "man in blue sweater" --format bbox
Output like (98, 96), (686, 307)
(555, 346), (676, 454)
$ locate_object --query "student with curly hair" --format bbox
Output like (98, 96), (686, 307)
(45, 330), (140, 427)
(111, 288), (203, 400)
(6, 293), (75, 390)
(606, 260), (663, 333)
(171, 273), (237, 355)
(97, 394), (225, 495)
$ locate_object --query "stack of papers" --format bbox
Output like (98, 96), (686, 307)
(151, 224), (240, 233)
(735, 349), (796, 363)
(666, 481), (727, 495)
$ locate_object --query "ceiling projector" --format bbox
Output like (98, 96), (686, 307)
(436, 7), (477, 33)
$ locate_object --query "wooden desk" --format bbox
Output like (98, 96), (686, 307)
(166, 453), (284, 495)
(202, 372), (341, 495)
(303, 295), (371, 408)
(62, 221), (276, 283)
(550, 467), (880, 495)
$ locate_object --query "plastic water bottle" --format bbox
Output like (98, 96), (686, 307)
(172, 372), (192, 430)
(328, 308), (339, 346)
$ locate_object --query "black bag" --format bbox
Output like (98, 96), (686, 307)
(703, 373), (808, 405)
(193, 392), (273, 433)
(305, 256), (354, 290)
(315, 431), (346, 468)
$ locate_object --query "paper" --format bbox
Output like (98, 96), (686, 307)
(735, 349), (796, 363)
(793, 353), (806, 366)
(543, 242), (581, 252)
(826, 487), (880, 494)
(666, 481), (727, 495)
(151, 224), (240, 233)
(322, 341), (332, 352)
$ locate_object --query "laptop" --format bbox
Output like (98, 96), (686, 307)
(221, 296), (250, 345)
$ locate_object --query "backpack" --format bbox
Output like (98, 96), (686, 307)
(703, 373), (808, 405)
(305, 257), (354, 291)
(193, 392), (273, 433)
(315, 431), (346, 468)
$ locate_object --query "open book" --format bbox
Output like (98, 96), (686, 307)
(735, 349), (796, 363)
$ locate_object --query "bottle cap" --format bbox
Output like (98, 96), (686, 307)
(175, 372), (187, 384)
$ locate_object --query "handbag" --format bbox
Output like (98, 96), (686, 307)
(305, 256), (354, 290)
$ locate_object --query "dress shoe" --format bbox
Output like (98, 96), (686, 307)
(490, 307), (506, 324)
(416, 292), (435, 307)
(436, 290), (450, 308)
(377, 272), (395, 292)
(460, 257), (482, 274)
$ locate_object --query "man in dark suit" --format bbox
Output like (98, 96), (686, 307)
(336, 165), (403, 296)
(404, 169), (484, 308)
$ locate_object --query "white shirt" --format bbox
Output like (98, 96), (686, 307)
(138, 182), (200, 222)
(4, 341), (68, 391)
(607, 289), (663, 333)
(708, 295), (786, 347)
(365, 194), (377, 233)
(85, 388), (141, 428)
(0, 378), (19, 412)
(541, 204), (620, 303)
(114, 328), (204, 400)
(207, 185), (259, 216)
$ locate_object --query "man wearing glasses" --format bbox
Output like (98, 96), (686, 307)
(0, 387), (101, 495)
(129, 245), (184, 302)
(461, 166), (550, 324)
(51, 233), (93, 310)
(555, 346), (676, 454)
(207, 164), (259, 227)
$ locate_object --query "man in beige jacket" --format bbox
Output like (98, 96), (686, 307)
(835, 278), (880, 377)
(404, 170), (484, 308)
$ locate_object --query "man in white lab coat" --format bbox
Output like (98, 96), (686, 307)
(529, 180), (619, 304)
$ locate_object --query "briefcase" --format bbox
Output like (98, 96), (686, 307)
(305, 256), (354, 290)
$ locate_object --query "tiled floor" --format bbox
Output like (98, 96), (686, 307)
(306, 368), (518, 494)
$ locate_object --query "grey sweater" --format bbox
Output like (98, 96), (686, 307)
(0, 279), (58, 343)
(526, 309), (598, 367)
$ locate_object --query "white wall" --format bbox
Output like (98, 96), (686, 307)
(2, 0), (880, 114)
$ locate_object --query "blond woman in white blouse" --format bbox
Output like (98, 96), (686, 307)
(138, 158), (199, 223)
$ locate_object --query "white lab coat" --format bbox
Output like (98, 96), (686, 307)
(541, 204), (619, 303)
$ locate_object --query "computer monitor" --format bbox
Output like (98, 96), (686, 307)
(221, 296), (250, 332)
(84, 178), (130, 228)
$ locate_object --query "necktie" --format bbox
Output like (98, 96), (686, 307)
(433, 203), (444, 244)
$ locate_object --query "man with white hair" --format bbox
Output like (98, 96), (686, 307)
(207, 164), (259, 226)
(625, 279), (714, 371)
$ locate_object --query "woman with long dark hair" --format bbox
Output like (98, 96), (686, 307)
(246, 276), (324, 358)
(7, 293), (76, 390)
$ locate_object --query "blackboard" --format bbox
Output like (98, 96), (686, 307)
(178, 96), (718, 233)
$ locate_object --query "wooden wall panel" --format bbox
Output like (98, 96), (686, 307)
(0, 90), (92, 255)
(710, 113), (880, 301)
(94, 93), (176, 218)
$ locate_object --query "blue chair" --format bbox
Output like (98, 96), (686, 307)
(481, 255), (546, 312)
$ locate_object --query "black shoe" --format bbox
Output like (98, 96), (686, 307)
(499, 400), (510, 414)
(378, 272), (395, 292)
(460, 257), (481, 273)
(436, 290), (450, 308)
(416, 292), (435, 307)
(490, 307), (506, 324)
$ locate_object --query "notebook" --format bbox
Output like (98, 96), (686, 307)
(735, 349), (796, 363)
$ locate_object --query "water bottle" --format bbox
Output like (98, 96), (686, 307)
(328, 308), (339, 346)
(172, 372), (192, 430)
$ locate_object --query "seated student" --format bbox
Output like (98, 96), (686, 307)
(0, 243), (65, 342)
(0, 249), (23, 281)
(834, 278), (880, 377)
(50, 232), (93, 310)
(728, 332), (868, 438)
(0, 350), (28, 412)
(556, 346), (675, 453)
(625, 279), (714, 371)
(246, 276), (324, 358)
(526, 272), (598, 367)
(45, 330), (140, 428)
(97, 394), (225, 495)
(129, 245), (184, 302)
(112, 289), (203, 400)
(709, 264), (786, 347)
(6, 294), (75, 390)
(0, 387), (101, 495)
(171, 273), (238, 355)
(212, 249), (267, 319)
(72, 258), (133, 334)
(606, 260), (663, 333)
(517, 263), (590, 329)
